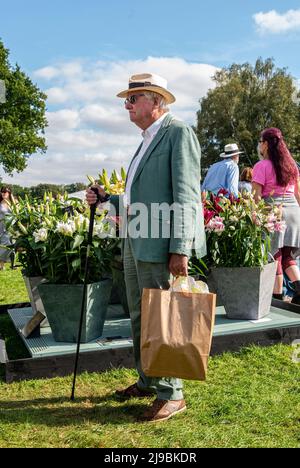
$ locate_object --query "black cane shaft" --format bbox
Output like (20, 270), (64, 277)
(71, 199), (97, 401)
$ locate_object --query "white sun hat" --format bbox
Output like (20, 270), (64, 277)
(117, 73), (176, 104)
(220, 143), (244, 158)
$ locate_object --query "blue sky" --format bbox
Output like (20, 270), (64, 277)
(1, 0), (300, 185)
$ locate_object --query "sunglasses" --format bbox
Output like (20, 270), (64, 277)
(124, 94), (145, 105)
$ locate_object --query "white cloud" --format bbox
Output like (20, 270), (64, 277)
(2, 57), (218, 186)
(60, 61), (83, 78)
(79, 105), (135, 133)
(45, 87), (69, 104)
(254, 9), (300, 34)
(34, 61), (83, 80)
(46, 110), (80, 130)
(34, 66), (60, 80)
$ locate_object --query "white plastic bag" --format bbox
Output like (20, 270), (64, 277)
(171, 276), (209, 294)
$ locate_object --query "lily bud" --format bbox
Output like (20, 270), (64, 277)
(87, 175), (95, 185)
(17, 222), (28, 235)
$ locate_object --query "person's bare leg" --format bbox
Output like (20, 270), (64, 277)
(273, 274), (283, 294)
(285, 265), (300, 282)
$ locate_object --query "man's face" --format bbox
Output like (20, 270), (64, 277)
(124, 93), (155, 129)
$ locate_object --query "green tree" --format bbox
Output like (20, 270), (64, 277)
(195, 58), (300, 172)
(0, 40), (47, 175)
(29, 183), (64, 198)
(1, 182), (87, 200)
(64, 182), (86, 193)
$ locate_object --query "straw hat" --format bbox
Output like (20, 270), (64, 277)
(117, 73), (176, 104)
(220, 143), (243, 158)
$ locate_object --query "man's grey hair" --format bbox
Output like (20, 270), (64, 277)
(144, 91), (169, 110)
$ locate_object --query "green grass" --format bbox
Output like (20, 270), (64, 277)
(0, 344), (299, 448)
(0, 267), (30, 382)
(0, 265), (29, 305)
(0, 269), (299, 447)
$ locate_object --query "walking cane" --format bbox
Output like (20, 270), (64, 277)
(71, 187), (101, 401)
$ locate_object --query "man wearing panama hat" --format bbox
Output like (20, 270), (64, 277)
(202, 143), (243, 197)
(87, 72), (206, 422)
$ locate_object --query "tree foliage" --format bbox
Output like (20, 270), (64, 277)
(0, 40), (47, 175)
(195, 58), (300, 172)
(0, 182), (86, 199)
(29, 182), (86, 199)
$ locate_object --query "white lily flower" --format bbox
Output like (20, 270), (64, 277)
(33, 228), (48, 243)
(56, 221), (76, 237)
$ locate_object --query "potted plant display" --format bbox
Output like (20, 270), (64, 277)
(202, 190), (285, 320)
(7, 192), (118, 342)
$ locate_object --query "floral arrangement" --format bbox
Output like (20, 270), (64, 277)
(203, 190), (285, 268)
(87, 168), (127, 243)
(87, 168), (126, 195)
(6, 192), (118, 284)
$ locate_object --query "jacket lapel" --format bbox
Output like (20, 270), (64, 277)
(131, 113), (174, 186)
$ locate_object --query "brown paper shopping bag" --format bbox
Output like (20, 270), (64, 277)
(141, 281), (216, 381)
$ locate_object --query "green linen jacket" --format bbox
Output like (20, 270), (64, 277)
(110, 113), (206, 263)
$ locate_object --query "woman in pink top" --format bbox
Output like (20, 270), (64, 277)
(252, 127), (300, 305)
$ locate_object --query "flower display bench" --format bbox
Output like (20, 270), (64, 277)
(0, 302), (134, 383)
(1, 300), (300, 383)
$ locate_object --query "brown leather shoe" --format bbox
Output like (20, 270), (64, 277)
(115, 383), (154, 400)
(139, 399), (186, 422)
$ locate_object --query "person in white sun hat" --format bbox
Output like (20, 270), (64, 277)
(202, 143), (243, 197)
(87, 72), (206, 423)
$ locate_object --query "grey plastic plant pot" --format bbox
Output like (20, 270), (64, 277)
(211, 261), (277, 320)
(38, 279), (112, 342)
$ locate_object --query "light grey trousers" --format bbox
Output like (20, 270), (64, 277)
(123, 237), (183, 401)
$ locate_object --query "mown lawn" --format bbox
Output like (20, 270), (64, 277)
(0, 265), (29, 305)
(0, 270), (299, 448)
(0, 343), (299, 448)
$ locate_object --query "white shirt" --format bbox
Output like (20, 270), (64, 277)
(124, 112), (169, 207)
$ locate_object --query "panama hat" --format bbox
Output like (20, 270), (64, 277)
(220, 143), (244, 158)
(117, 73), (176, 104)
